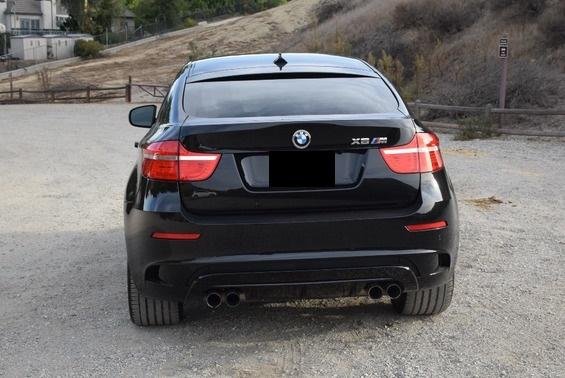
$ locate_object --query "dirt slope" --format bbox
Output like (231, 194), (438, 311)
(0, 0), (319, 91)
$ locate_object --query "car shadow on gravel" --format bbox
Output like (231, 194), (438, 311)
(2, 228), (427, 344)
(176, 300), (408, 342)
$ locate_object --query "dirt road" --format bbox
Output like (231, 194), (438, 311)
(0, 104), (563, 376)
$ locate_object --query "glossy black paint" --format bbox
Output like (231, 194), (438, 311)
(124, 53), (459, 304)
(129, 105), (157, 128)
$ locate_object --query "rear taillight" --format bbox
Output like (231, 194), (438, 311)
(142, 141), (220, 182)
(379, 132), (444, 174)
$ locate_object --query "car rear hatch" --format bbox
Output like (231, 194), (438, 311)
(178, 115), (419, 215)
(176, 75), (420, 215)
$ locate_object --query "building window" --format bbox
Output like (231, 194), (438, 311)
(56, 16), (69, 27)
(21, 19), (40, 31)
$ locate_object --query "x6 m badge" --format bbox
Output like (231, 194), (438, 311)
(351, 137), (388, 146)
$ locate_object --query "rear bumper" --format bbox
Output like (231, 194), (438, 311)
(125, 171), (459, 303)
(141, 249), (451, 302)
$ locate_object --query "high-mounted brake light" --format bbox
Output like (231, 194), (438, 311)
(142, 141), (220, 182)
(380, 132), (444, 174)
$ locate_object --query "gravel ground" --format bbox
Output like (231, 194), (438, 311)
(0, 104), (563, 377)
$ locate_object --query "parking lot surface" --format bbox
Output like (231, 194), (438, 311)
(0, 104), (563, 377)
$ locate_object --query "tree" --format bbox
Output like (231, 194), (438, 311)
(134, 0), (187, 28)
(93, 0), (124, 32)
(61, 0), (89, 32)
(62, 0), (123, 34)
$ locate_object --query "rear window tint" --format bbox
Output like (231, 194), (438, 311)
(184, 77), (399, 118)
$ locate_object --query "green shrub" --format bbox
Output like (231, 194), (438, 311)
(455, 115), (498, 141)
(184, 17), (198, 28)
(74, 40), (104, 59)
(377, 50), (404, 87)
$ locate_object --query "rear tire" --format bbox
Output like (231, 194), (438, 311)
(128, 269), (183, 326)
(392, 273), (454, 315)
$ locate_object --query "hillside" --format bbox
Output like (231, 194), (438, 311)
(285, 0), (565, 110)
(0, 0), (319, 91)
(1, 0), (563, 119)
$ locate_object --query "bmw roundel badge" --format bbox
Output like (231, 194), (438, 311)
(292, 129), (311, 149)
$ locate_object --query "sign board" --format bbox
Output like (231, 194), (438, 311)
(499, 37), (508, 59)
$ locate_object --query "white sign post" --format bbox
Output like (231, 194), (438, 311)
(498, 35), (509, 109)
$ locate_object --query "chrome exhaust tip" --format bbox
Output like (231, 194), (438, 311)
(225, 291), (242, 308)
(386, 283), (402, 299)
(205, 292), (222, 309)
(367, 285), (384, 300)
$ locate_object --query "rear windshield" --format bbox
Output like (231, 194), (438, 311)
(183, 77), (399, 118)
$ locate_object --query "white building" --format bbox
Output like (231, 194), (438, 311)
(10, 33), (92, 60)
(0, 0), (69, 33)
(9, 34), (47, 60)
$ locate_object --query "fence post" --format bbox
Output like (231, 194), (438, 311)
(415, 99), (422, 119)
(86, 86), (91, 103)
(484, 104), (492, 126)
(9, 73), (13, 100)
(50, 90), (55, 103)
(126, 76), (132, 103)
(18, 88), (22, 101)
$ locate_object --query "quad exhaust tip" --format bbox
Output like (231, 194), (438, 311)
(386, 283), (402, 299)
(368, 285), (384, 300)
(205, 292), (222, 309)
(225, 291), (242, 308)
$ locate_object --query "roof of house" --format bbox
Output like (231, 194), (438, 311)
(5, 0), (43, 15)
(122, 9), (135, 19)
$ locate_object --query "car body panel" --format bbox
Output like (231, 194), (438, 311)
(124, 53), (459, 305)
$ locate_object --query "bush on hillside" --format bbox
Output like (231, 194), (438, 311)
(455, 115), (498, 140)
(392, 0), (481, 36)
(315, 0), (366, 23)
(184, 17), (198, 28)
(427, 57), (559, 108)
(489, 0), (546, 18)
(74, 40), (103, 59)
(538, 5), (565, 48)
(376, 50), (405, 87)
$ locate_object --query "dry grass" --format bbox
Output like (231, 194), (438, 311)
(286, 0), (565, 110)
(0, 0), (320, 91)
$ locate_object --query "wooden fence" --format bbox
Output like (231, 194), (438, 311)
(407, 101), (565, 137)
(0, 86), (128, 103)
(1, 80), (563, 137)
(0, 76), (168, 104)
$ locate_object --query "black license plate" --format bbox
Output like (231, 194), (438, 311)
(269, 151), (335, 188)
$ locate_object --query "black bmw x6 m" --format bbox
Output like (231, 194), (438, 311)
(125, 53), (459, 326)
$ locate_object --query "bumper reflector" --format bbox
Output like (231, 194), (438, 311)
(151, 232), (201, 240)
(405, 221), (447, 232)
